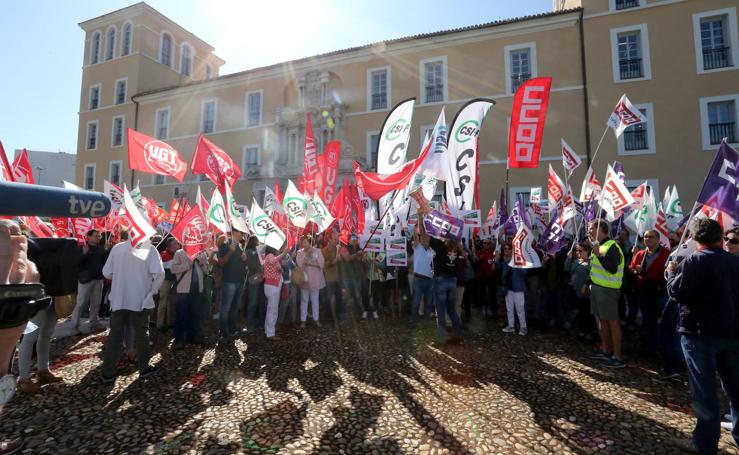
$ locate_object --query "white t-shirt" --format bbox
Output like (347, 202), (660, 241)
(103, 240), (165, 312)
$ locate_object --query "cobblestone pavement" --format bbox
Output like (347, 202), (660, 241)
(2, 316), (738, 455)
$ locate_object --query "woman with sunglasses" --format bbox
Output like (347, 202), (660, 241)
(724, 227), (739, 256)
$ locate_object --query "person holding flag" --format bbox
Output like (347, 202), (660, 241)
(586, 219), (627, 369)
(216, 229), (248, 342)
(262, 245), (287, 340)
(69, 229), (110, 335)
(169, 244), (207, 350)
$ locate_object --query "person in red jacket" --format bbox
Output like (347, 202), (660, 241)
(628, 230), (670, 356)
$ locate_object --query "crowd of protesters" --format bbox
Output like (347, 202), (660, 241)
(0, 214), (737, 454)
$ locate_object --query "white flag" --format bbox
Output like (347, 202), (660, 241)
(579, 167), (601, 202)
(250, 199), (286, 250)
(283, 180), (308, 228)
(665, 185), (684, 230)
(308, 192), (335, 234)
(63, 180), (82, 190)
(263, 186), (286, 217)
(509, 224), (541, 269)
(104, 179), (124, 211)
(224, 184), (249, 233)
(207, 189), (230, 235)
(561, 139), (582, 175)
(600, 164), (635, 219)
(419, 108), (448, 181)
(547, 164), (566, 210)
(123, 184), (156, 247)
(607, 94), (648, 138)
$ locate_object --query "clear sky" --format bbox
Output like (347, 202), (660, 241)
(0, 0), (550, 156)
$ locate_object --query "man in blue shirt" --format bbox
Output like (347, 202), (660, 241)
(667, 218), (739, 454)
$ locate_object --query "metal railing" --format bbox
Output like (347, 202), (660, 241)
(511, 73), (531, 94)
(709, 122), (736, 145)
(623, 129), (648, 151)
(703, 47), (730, 70)
(425, 85), (444, 103)
(619, 58), (643, 79)
(615, 0), (639, 10)
(371, 93), (387, 110)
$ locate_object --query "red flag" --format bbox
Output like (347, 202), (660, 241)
(191, 134), (242, 192)
(314, 154), (325, 197)
(50, 218), (71, 237)
(169, 200), (191, 226)
(320, 140), (341, 207)
(349, 182), (364, 234)
(507, 77), (552, 169)
(12, 149), (35, 184)
(0, 141), (15, 182)
(171, 205), (208, 260)
(198, 192), (210, 215)
(274, 181), (284, 204)
(71, 218), (93, 241)
(303, 113), (319, 193)
(127, 129), (187, 182)
(353, 139), (431, 201)
(330, 178), (347, 218)
(297, 176), (305, 194)
(21, 216), (54, 238)
(145, 197), (168, 225)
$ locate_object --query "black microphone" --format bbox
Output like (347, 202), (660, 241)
(0, 181), (111, 218)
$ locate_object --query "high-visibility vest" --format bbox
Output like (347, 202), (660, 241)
(590, 240), (624, 289)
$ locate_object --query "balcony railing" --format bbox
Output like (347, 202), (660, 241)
(615, 0), (639, 10)
(623, 129), (648, 151)
(703, 47), (731, 70)
(425, 85), (444, 103)
(371, 93), (387, 110)
(619, 58), (643, 79)
(709, 122), (736, 145)
(511, 73), (531, 94)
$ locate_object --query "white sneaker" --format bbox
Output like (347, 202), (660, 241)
(361, 311), (367, 319)
(372, 311), (379, 320)
(502, 326), (515, 333)
(519, 328), (528, 336)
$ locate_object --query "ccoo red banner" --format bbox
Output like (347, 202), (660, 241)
(320, 140), (341, 207)
(127, 129), (187, 181)
(507, 77), (552, 169)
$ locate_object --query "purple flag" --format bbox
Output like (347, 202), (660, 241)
(696, 142), (739, 219)
(540, 208), (567, 255)
(498, 189), (508, 228)
(505, 194), (531, 236)
(584, 198), (597, 223)
(613, 161), (626, 184)
(423, 209), (464, 242)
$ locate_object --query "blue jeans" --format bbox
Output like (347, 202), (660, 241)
(219, 282), (243, 337)
(246, 281), (264, 332)
(410, 275), (433, 327)
(658, 298), (682, 374)
(175, 290), (201, 344)
(434, 276), (462, 343)
(681, 335), (739, 454)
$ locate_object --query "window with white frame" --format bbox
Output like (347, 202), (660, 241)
(180, 43), (192, 76)
(105, 26), (116, 61)
(245, 91), (262, 127)
(89, 85), (101, 110)
(155, 108), (170, 140)
(109, 161), (122, 185)
(610, 24), (651, 82)
(368, 67), (389, 110)
(617, 104), (655, 155)
(201, 100), (216, 134)
(121, 22), (132, 56)
(367, 131), (380, 169)
(84, 164), (95, 190)
(611, 0), (639, 11)
(699, 94), (739, 149)
(160, 32), (173, 67)
(421, 58), (445, 103)
(89, 31), (101, 64)
(693, 8), (738, 73)
(244, 145), (260, 168)
(115, 79), (127, 105)
(111, 116), (125, 147)
(504, 43), (537, 95)
(86, 121), (98, 150)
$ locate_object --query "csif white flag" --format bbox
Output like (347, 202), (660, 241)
(224, 184), (249, 233)
(283, 180), (308, 228)
(249, 199), (286, 250)
(263, 186), (286, 217)
(445, 99), (494, 211)
(308, 193), (335, 234)
(418, 108), (448, 181)
(207, 189), (230, 234)
(607, 94), (648, 138)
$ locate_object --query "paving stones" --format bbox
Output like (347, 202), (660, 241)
(1, 318), (738, 454)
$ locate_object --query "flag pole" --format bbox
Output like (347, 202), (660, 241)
(589, 125), (610, 170)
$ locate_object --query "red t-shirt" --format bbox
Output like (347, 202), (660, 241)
(477, 249), (497, 278)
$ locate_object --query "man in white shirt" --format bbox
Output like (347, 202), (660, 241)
(410, 231), (435, 328)
(100, 237), (165, 383)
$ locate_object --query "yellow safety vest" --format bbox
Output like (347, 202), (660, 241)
(590, 240), (624, 289)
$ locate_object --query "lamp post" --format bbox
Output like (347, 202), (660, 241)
(35, 166), (46, 185)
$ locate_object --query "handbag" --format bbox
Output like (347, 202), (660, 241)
(54, 294), (76, 319)
(292, 266), (307, 287)
(248, 272), (264, 285)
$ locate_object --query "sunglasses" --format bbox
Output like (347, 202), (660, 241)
(724, 237), (739, 245)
